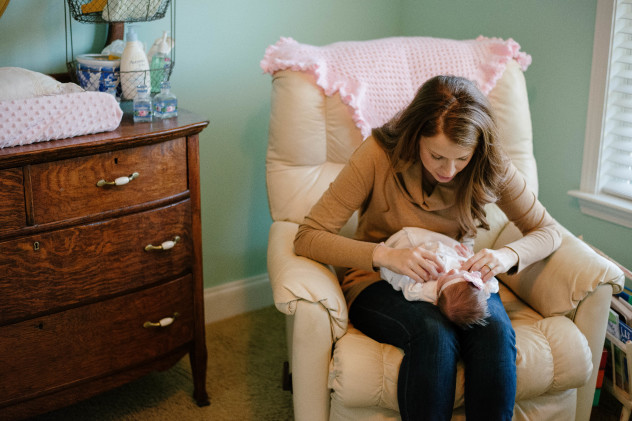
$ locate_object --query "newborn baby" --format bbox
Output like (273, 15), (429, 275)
(380, 227), (499, 327)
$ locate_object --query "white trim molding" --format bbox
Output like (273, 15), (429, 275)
(203, 274), (274, 324)
(569, 190), (632, 229)
(578, 0), (613, 193)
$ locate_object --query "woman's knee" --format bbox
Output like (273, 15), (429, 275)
(460, 298), (516, 363)
(408, 310), (460, 353)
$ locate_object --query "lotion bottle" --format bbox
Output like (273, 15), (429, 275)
(120, 25), (150, 100)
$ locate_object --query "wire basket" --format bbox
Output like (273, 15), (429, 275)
(67, 57), (174, 99)
(66, 0), (172, 23)
(64, 0), (176, 100)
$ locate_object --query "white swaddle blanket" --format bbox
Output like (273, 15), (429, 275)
(380, 227), (499, 302)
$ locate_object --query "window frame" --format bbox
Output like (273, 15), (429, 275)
(568, 0), (632, 229)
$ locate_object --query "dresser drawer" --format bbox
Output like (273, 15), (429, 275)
(0, 168), (26, 234)
(0, 274), (194, 406)
(0, 200), (193, 324)
(29, 137), (188, 224)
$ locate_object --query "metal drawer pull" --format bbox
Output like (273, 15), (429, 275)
(96, 172), (139, 187)
(143, 312), (180, 328)
(145, 235), (181, 251)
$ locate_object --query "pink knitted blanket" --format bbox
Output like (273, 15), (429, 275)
(261, 36), (531, 138)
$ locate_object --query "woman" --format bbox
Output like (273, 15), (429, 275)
(294, 75), (561, 420)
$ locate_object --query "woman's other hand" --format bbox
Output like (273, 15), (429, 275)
(460, 247), (519, 283)
(373, 244), (444, 283)
(454, 243), (472, 258)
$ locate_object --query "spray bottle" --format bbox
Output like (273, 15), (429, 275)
(149, 31), (172, 93)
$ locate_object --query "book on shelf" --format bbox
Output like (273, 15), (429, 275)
(614, 343), (629, 390)
(605, 294), (632, 392)
(621, 320), (632, 345)
(608, 308), (620, 339)
(605, 337), (613, 382)
(598, 348), (608, 387)
(594, 348), (608, 406)
(617, 290), (632, 305)
(611, 296), (632, 327)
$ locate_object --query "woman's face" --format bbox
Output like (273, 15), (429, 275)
(419, 132), (475, 184)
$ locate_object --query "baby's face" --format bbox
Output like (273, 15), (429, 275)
(437, 269), (468, 286)
(437, 269), (484, 291)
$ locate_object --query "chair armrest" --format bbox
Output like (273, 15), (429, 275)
(267, 220), (348, 341)
(574, 283), (613, 421)
(494, 223), (624, 317)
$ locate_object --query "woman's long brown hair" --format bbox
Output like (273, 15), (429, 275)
(373, 75), (508, 240)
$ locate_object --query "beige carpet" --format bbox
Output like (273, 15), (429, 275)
(29, 306), (294, 421)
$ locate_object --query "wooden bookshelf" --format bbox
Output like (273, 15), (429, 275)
(605, 331), (632, 420)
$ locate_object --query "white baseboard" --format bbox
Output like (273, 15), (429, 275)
(203, 274), (274, 324)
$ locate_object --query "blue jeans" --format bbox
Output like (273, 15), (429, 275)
(349, 281), (516, 421)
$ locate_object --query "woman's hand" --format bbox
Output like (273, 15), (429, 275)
(460, 247), (518, 283)
(373, 244), (444, 283)
(454, 243), (472, 258)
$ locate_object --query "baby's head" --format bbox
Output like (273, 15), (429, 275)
(436, 270), (489, 327)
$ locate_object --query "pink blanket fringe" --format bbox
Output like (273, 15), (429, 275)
(261, 36), (531, 139)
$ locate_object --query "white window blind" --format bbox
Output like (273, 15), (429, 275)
(603, 0), (632, 200)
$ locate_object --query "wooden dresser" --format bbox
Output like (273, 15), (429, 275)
(0, 110), (209, 419)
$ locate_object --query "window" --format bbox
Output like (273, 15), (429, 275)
(569, 0), (632, 228)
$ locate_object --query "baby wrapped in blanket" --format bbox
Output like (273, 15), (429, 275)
(380, 227), (499, 327)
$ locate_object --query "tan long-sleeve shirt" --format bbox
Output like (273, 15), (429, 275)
(294, 136), (561, 306)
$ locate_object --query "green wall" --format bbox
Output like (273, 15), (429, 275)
(1, 0), (629, 289)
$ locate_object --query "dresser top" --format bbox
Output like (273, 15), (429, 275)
(0, 109), (209, 169)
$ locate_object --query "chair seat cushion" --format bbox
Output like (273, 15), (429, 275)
(328, 284), (593, 412)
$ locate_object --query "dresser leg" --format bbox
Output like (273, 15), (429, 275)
(190, 342), (210, 407)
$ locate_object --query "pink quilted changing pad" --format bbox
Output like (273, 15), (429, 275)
(0, 91), (123, 149)
(261, 36), (532, 138)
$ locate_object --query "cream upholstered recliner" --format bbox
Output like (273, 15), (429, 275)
(264, 40), (625, 421)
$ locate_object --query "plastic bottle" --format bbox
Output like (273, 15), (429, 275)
(120, 25), (150, 100)
(153, 81), (177, 119)
(149, 31), (172, 93)
(133, 85), (152, 123)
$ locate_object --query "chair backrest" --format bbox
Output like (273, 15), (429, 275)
(266, 59), (538, 246)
